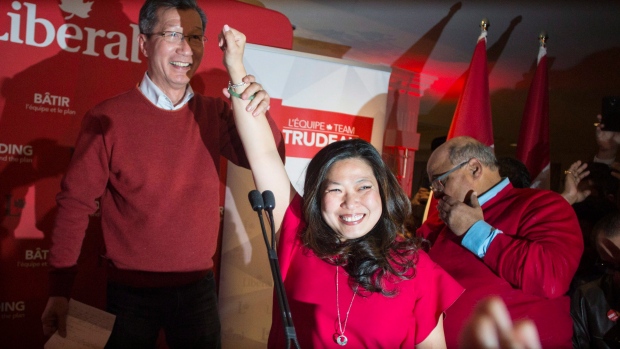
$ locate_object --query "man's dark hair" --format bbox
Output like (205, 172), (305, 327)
(498, 157), (531, 188)
(584, 162), (620, 200)
(139, 0), (207, 35)
(593, 210), (620, 240)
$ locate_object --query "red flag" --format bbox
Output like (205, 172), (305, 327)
(447, 31), (494, 147)
(424, 29), (493, 224)
(516, 43), (549, 189)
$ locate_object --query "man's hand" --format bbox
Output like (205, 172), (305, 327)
(41, 296), (69, 337)
(437, 191), (483, 236)
(222, 75), (270, 116)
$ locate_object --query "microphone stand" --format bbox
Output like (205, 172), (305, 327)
(248, 190), (301, 349)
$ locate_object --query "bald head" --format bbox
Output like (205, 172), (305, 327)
(432, 137), (498, 170)
(427, 136), (501, 201)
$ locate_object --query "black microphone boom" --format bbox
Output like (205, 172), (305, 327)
(247, 189), (300, 349)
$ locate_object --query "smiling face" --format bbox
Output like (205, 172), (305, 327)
(139, 7), (204, 101)
(320, 158), (383, 241)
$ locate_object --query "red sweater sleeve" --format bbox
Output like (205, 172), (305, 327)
(482, 190), (583, 298)
(49, 111), (110, 296)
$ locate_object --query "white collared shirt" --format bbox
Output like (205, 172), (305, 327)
(138, 72), (194, 110)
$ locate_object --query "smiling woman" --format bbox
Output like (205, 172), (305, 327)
(320, 157), (383, 241)
(230, 78), (465, 347)
(266, 139), (462, 348)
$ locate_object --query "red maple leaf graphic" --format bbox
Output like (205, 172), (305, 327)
(59, 0), (94, 20)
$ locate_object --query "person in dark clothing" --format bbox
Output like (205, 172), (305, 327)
(570, 162), (620, 292)
(571, 211), (620, 349)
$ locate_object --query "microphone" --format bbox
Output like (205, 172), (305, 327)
(249, 189), (272, 259)
(247, 189), (300, 348)
(262, 190), (276, 249)
(262, 190), (275, 212)
(248, 190), (264, 212)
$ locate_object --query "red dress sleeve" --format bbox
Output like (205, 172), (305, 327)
(276, 193), (304, 281)
(412, 251), (464, 344)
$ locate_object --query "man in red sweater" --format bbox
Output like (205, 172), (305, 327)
(40, 0), (283, 347)
(419, 136), (583, 348)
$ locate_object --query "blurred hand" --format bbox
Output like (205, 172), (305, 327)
(412, 187), (430, 206)
(561, 160), (591, 205)
(596, 114), (620, 159)
(459, 297), (541, 349)
(41, 296), (69, 337)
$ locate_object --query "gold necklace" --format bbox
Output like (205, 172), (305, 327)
(334, 266), (356, 346)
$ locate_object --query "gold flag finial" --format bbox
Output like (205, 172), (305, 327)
(480, 18), (490, 31)
(538, 31), (549, 47)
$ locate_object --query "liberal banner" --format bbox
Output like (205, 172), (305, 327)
(218, 44), (391, 348)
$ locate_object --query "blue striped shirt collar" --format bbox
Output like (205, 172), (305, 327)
(477, 177), (510, 206)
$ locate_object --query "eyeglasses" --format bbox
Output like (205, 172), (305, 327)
(146, 31), (207, 47)
(429, 159), (471, 194)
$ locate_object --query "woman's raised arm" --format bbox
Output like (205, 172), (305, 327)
(219, 24), (294, 233)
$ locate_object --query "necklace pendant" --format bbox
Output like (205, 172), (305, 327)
(334, 333), (348, 346)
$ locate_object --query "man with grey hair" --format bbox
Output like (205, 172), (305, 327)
(420, 136), (583, 348)
(41, 0), (283, 347)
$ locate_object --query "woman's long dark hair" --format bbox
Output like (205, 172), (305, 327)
(302, 139), (423, 296)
